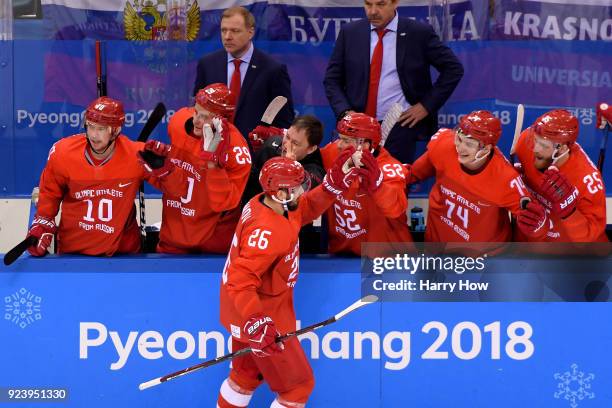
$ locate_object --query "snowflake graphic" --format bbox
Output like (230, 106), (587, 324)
(554, 363), (595, 408)
(4, 288), (42, 329)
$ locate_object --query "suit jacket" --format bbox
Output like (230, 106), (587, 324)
(193, 47), (295, 144)
(323, 17), (464, 138)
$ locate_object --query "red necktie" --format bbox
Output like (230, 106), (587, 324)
(230, 59), (242, 106)
(365, 28), (388, 118)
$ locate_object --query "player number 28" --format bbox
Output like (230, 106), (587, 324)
(421, 321), (534, 360)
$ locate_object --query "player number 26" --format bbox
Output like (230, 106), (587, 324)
(247, 228), (271, 250)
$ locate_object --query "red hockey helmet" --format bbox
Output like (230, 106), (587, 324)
(195, 83), (235, 119)
(85, 96), (125, 128)
(259, 157), (308, 195)
(336, 113), (382, 150)
(457, 110), (502, 146)
(532, 109), (579, 145)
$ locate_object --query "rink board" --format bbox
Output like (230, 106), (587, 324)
(1, 256), (611, 407)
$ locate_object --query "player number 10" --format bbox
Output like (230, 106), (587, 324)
(421, 321), (534, 360)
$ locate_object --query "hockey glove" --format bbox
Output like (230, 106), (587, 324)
(138, 140), (173, 178)
(243, 314), (284, 358)
(201, 117), (231, 168)
(540, 167), (579, 219)
(357, 150), (383, 194)
(322, 146), (360, 195)
(516, 199), (548, 238)
(26, 216), (57, 256)
(249, 125), (285, 153)
(596, 102), (611, 130)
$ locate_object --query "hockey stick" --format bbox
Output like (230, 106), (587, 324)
(380, 103), (403, 147)
(138, 294), (378, 390)
(509, 104), (525, 163)
(597, 103), (609, 171)
(3, 236), (37, 266)
(95, 40), (107, 97)
(260, 96), (288, 126)
(137, 103), (167, 249)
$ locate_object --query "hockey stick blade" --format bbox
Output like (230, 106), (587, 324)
(510, 104), (525, 158)
(138, 103), (167, 142)
(260, 96), (288, 125)
(138, 295), (378, 391)
(381, 103), (403, 147)
(4, 236), (38, 266)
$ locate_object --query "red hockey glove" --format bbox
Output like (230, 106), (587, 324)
(516, 199), (548, 238)
(138, 140), (174, 178)
(201, 117), (231, 168)
(26, 216), (57, 256)
(243, 314), (284, 358)
(540, 167), (579, 219)
(357, 150), (383, 194)
(596, 102), (611, 130)
(322, 146), (360, 195)
(249, 125), (285, 153)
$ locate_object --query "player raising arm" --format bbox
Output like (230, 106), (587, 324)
(320, 113), (412, 256)
(217, 153), (359, 408)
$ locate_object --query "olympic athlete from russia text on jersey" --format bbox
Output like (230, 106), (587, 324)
(513, 109), (607, 242)
(217, 155), (362, 408)
(26, 97), (174, 257)
(140, 83), (252, 254)
(407, 110), (548, 245)
(320, 112), (412, 256)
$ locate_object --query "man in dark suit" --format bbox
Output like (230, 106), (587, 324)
(324, 0), (464, 164)
(193, 6), (294, 148)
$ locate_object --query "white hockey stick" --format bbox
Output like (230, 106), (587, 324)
(138, 294), (378, 391)
(261, 96), (288, 125)
(509, 104), (525, 162)
(381, 103), (403, 147)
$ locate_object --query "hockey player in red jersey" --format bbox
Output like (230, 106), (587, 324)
(320, 113), (412, 256)
(150, 83), (252, 253)
(217, 154), (361, 408)
(26, 96), (174, 257)
(513, 109), (607, 242)
(409, 110), (547, 243)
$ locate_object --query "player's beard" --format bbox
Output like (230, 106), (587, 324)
(534, 153), (552, 171)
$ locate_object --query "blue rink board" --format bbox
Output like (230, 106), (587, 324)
(1, 256), (611, 407)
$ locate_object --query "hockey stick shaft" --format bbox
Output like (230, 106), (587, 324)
(4, 236), (37, 266)
(597, 126), (608, 171)
(138, 295), (378, 390)
(95, 40), (107, 97)
(509, 104), (524, 163)
(136, 103), (167, 250)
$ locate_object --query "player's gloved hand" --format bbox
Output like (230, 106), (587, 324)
(596, 102), (611, 130)
(357, 150), (383, 194)
(138, 140), (174, 178)
(249, 125), (285, 153)
(243, 314), (284, 358)
(540, 166), (579, 219)
(322, 146), (360, 195)
(26, 216), (57, 257)
(516, 198), (548, 238)
(201, 117), (231, 168)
